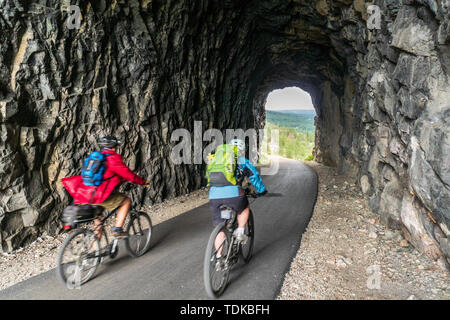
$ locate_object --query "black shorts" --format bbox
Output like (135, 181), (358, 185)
(209, 196), (249, 226)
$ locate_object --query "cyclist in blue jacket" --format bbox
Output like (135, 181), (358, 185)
(209, 139), (267, 248)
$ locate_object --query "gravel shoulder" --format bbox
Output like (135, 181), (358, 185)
(278, 162), (449, 300)
(0, 188), (209, 291)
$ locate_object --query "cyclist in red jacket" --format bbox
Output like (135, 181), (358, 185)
(62, 136), (149, 238)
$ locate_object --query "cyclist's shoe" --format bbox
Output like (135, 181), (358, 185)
(233, 228), (248, 244)
(111, 227), (128, 239)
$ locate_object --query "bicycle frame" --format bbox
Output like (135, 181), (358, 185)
(66, 202), (143, 255)
(92, 208), (117, 244)
(96, 210), (144, 257)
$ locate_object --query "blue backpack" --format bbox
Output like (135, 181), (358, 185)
(81, 151), (109, 186)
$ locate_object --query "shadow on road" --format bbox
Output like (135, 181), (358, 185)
(264, 192), (283, 198)
(149, 223), (172, 249)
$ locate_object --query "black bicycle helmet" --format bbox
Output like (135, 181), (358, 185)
(98, 136), (121, 150)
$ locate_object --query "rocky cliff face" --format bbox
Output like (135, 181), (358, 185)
(0, 0), (448, 263)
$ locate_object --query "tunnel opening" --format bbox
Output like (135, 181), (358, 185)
(251, 59), (354, 177)
(263, 87), (316, 162)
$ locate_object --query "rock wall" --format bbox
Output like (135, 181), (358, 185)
(251, 0), (450, 263)
(0, 0), (449, 264)
(0, 0), (263, 251)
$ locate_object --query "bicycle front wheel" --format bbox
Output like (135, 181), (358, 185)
(203, 224), (231, 298)
(125, 211), (153, 257)
(57, 228), (100, 288)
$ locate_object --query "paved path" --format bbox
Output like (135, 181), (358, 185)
(0, 159), (317, 300)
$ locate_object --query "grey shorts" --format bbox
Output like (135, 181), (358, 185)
(209, 196), (249, 226)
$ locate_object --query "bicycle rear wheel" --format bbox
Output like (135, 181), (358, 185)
(57, 228), (100, 288)
(203, 224), (231, 298)
(240, 210), (255, 263)
(125, 211), (153, 257)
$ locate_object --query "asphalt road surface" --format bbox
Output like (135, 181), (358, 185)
(0, 159), (318, 300)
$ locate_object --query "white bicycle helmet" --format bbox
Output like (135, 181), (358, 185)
(229, 138), (245, 151)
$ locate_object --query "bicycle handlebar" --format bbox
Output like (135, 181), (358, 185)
(245, 188), (268, 199)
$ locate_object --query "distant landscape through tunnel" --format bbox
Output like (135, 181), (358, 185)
(263, 87), (316, 162)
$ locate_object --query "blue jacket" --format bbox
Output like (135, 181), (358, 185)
(209, 156), (267, 200)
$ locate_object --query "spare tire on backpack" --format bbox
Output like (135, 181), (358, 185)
(61, 205), (103, 228)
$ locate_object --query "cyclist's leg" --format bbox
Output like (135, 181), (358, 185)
(89, 218), (103, 251)
(232, 194), (249, 228)
(232, 196), (249, 241)
(93, 218), (103, 239)
(115, 196), (131, 228)
(210, 199), (227, 256)
(237, 206), (250, 228)
(215, 231), (226, 256)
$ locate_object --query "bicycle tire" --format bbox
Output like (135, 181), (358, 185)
(203, 224), (231, 298)
(57, 228), (100, 287)
(240, 210), (255, 263)
(124, 211), (153, 257)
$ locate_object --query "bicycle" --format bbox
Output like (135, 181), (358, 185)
(56, 189), (152, 288)
(203, 189), (263, 298)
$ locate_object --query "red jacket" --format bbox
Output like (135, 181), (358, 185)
(61, 150), (146, 204)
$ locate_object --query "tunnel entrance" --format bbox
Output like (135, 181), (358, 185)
(263, 87), (316, 162)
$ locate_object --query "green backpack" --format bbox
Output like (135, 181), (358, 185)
(206, 144), (239, 186)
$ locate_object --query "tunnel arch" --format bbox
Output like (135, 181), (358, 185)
(251, 50), (351, 171)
